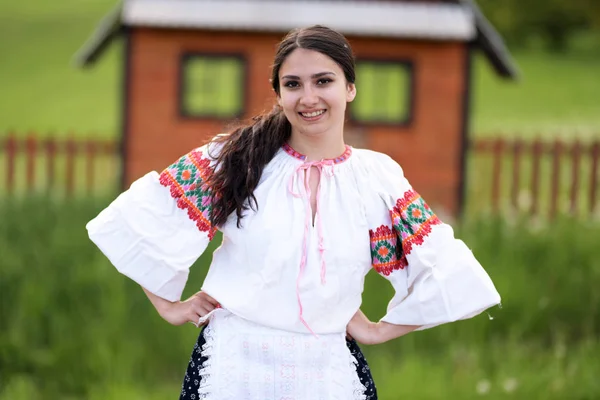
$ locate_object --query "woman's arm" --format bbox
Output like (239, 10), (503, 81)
(143, 288), (220, 327)
(346, 309), (420, 345)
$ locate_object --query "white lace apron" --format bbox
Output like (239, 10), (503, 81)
(197, 309), (366, 400)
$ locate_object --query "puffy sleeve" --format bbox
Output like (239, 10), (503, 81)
(86, 144), (218, 302)
(365, 152), (501, 330)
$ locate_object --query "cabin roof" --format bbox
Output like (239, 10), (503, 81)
(74, 0), (518, 79)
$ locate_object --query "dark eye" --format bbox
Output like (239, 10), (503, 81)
(317, 78), (332, 85)
(284, 81), (299, 88)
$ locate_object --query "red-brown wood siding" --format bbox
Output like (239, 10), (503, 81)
(125, 28), (467, 216)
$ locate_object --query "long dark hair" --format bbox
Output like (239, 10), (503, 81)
(207, 25), (356, 228)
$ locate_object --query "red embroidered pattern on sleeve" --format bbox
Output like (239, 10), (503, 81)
(390, 189), (441, 266)
(158, 149), (217, 240)
(369, 225), (405, 276)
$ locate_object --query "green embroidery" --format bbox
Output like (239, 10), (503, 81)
(159, 148), (216, 239)
(390, 190), (441, 259)
(369, 225), (403, 276)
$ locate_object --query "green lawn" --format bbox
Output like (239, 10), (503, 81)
(2, 200), (600, 399)
(0, 0), (121, 138)
(472, 50), (600, 139)
(1, 1), (599, 139)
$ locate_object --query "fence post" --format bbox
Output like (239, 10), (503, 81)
(591, 140), (600, 215)
(511, 139), (523, 210)
(65, 135), (76, 198)
(5, 133), (17, 195)
(45, 136), (56, 194)
(491, 138), (504, 213)
(530, 138), (543, 216)
(570, 140), (582, 216)
(549, 139), (563, 219)
(86, 137), (96, 196)
(25, 134), (37, 193)
(103, 140), (118, 193)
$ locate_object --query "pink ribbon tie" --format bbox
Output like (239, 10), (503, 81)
(288, 159), (335, 336)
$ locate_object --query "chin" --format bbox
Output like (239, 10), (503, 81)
(295, 125), (330, 138)
(293, 119), (331, 135)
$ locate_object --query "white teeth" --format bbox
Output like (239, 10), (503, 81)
(301, 110), (325, 118)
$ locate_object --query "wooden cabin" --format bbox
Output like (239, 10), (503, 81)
(75, 0), (518, 217)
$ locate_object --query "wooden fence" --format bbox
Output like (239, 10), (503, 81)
(468, 137), (600, 219)
(1, 133), (599, 219)
(0, 133), (120, 199)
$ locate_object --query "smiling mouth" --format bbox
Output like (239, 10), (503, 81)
(299, 110), (326, 119)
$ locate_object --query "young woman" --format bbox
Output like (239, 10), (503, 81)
(87, 25), (500, 399)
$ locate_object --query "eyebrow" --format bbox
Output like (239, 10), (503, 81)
(281, 71), (336, 80)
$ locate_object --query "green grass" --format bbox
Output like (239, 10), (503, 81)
(2, 200), (600, 399)
(472, 51), (600, 139)
(1, 1), (599, 139)
(0, 0), (121, 138)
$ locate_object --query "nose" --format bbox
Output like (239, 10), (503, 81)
(300, 86), (319, 107)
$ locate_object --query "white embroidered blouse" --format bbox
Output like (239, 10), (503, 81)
(86, 141), (501, 335)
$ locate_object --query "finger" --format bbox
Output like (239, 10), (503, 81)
(192, 292), (218, 308)
(194, 310), (213, 328)
(193, 305), (211, 317)
(198, 292), (221, 308)
(207, 296), (221, 308)
(198, 299), (218, 312)
(191, 296), (214, 311)
(189, 310), (208, 328)
(189, 312), (202, 328)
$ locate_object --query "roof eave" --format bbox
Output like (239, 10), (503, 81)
(74, 0), (520, 81)
(462, 0), (520, 80)
(72, 2), (123, 68)
(73, 0), (479, 68)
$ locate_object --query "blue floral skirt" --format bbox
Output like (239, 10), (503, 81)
(179, 326), (378, 399)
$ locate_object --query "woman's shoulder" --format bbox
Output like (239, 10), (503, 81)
(195, 135), (227, 159)
(351, 147), (404, 174)
(165, 135), (227, 170)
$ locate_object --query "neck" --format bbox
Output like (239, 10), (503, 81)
(288, 130), (346, 162)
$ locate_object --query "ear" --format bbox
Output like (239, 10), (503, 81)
(346, 83), (357, 103)
(276, 92), (283, 107)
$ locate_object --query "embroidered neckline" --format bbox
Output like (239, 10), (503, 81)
(282, 143), (352, 164)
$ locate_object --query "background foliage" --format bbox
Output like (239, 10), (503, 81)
(477, 0), (600, 52)
(2, 0), (600, 398)
(0, 0), (599, 137)
(1, 200), (600, 399)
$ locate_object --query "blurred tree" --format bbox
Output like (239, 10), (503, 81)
(476, 0), (524, 45)
(531, 0), (587, 51)
(475, 0), (600, 52)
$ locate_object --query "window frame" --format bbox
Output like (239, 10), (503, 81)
(178, 52), (248, 120)
(349, 58), (415, 127)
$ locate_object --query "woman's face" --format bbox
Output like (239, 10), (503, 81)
(277, 48), (356, 139)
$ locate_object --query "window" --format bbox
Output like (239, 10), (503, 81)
(180, 54), (245, 119)
(350, 60), (413, 125)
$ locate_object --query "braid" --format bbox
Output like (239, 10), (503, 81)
(206, 106), (291, 227)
